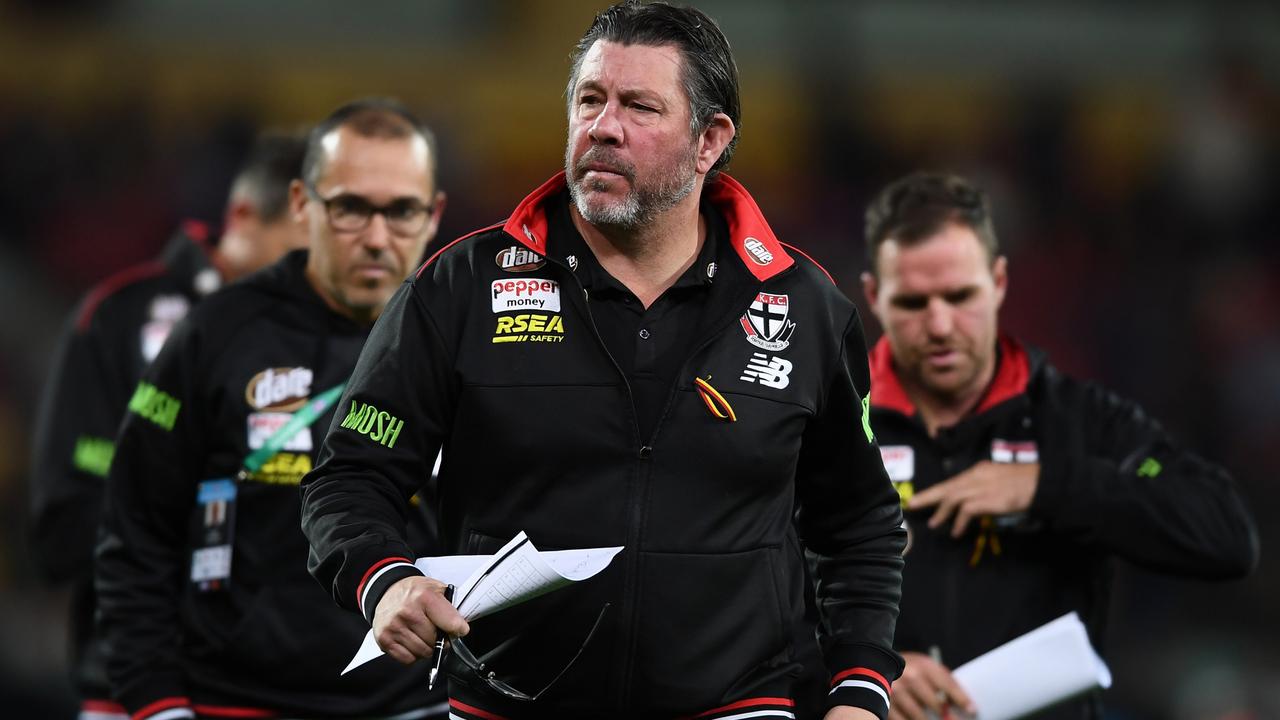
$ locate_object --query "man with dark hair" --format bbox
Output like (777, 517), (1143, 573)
(94, 98), (447, 720)
(860, 171), (1258, 720)
(301, 3), (903, 719)
(30, 131), (309, 720)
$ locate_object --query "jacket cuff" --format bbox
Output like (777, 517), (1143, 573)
(357, 556), (422, 624)
(825, 644), (903, 720)
(125, 696), (194, 720)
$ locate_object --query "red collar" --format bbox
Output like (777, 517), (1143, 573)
(501, 172), (794, 281)
(869, 334), (1030, 417)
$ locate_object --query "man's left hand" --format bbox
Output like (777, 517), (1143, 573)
(824, 706), (878, 720)
(908, 461), (1038, 537)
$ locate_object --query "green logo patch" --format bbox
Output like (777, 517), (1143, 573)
(1137, 457), (1163, 478)
(339, 400), (405, 449)
(73, 435), (115, 477)
(861, 393), (875, 444)
(128, 382), (181, 431)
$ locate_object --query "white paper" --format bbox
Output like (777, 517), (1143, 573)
(341, 531), (622, 674)
(453, 532), (622, 621)
(952, 612), (1112, 720)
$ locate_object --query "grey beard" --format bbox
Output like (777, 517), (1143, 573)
(568, 165), (697, 232)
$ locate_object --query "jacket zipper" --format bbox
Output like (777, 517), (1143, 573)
(558, 266), (645, 710)
(557, 256), (788, 707)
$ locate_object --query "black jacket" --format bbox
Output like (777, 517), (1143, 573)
(95, 250), (440, 719)
(30, 223), (220, 704)
(871, 335), (1259, 719)
(301, 174), (907, 719)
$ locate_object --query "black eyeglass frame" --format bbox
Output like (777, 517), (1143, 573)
(303, 180), (434, 236)
(447, 603), (611, 702)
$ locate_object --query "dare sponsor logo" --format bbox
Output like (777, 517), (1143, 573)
(492, 313), (565, 344)
(496, 246), (546, 272)
(743, 237), (774, 266)
(245, 367), (314, 412)
(491, 278), (560, 313)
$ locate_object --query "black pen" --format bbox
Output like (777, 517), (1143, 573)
(427, 584), (455, 691)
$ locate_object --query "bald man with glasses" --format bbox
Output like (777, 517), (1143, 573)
(95, 98), (450, 720)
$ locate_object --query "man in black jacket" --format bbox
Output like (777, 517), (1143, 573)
(30, 132), (308, 720)
(301, 4), (904, 720)
(95, 98), (447, 720)
(859, 172), (1259, 720)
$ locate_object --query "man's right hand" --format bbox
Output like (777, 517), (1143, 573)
(372, 576), (470, 665)
(889, 651), (976, 720)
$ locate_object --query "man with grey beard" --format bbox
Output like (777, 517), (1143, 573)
(301, 3), (906, 719)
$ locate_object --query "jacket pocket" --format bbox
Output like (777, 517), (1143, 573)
(631, 546), (793, 711)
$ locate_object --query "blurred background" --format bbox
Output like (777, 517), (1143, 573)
(0, 0), (1276, 717)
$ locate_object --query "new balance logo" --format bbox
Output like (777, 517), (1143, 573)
(740, 353), (792, 389)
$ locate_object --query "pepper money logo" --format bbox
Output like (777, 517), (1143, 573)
(244, 367), (314, 412)
(491, 278), (561, 313)
(495, 245), (546, 272)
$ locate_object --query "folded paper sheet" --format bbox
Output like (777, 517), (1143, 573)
(342, 531), (622, 674)
(953, 612), (1112, 720)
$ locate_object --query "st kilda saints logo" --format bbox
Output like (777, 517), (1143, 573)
(740, 292), (796, 351)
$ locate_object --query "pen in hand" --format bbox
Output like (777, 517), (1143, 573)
(929, 645), (951, 720)
(428, 584), (455, 691)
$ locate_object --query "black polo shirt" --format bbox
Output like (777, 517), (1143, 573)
(549, 196), (728, 443)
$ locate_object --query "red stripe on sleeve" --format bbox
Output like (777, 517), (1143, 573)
(192, 704), (277, 718)
(831, 666), (892, 694)
(131, 696), (191, 720)
(356, 556), (413, 611)
(448, 698), (512, 720)
(690, 696), (796, 718)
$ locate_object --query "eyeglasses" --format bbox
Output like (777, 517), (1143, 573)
(305, 181), (433, 236)
(447, 603), (610, 702)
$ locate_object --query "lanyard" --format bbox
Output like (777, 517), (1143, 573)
(238, 382), (346, 478)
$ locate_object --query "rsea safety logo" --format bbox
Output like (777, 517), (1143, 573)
(339, 400), (406, 449)
(491, 278), (560, 313)
(244, 367), (314, 411)
(495, 246), (546, 272)
(492, 313), (565, 343)
(245, 452), (312, 485)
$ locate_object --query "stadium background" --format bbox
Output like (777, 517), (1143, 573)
(0, 0), (1275, 716)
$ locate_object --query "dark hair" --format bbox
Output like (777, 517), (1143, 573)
(301, 96), (439, 189)
(567, 1), (741, 182)
(864, 172), (999, 274)
(229, 132), (306, 222)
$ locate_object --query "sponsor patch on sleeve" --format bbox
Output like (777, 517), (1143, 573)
(338, 400), (406, 448)
(127, 381), (181, 431)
